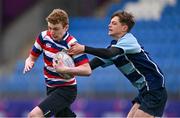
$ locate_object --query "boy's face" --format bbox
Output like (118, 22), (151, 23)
(108, 16), (128, 39)
(48, 22), (68, 41)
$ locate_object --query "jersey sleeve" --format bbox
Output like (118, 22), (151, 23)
(66, 35), (89, 66)
(30, 33), (43, 57)
(66, 35), (77, 48)
(112, 34), (141, 54)
(72, 54), (89, 66)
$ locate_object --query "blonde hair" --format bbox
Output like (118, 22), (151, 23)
(46, 9), (69, 27)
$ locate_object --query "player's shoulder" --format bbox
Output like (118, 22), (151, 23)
(40, 30), (49, 37)
(116, 33), (139, 46)
(121, 33), (137, 42)
(64, 33), (77, 46)
(37, 30), (53, 41)
(115, 33), (141, 53)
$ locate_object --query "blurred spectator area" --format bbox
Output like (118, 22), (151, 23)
(0, 0), (2, 32)
(1, 0), (110, 31)
(1, 0), (38, 30)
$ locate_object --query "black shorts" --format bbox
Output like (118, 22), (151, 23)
(38, 85), (77, 117)
(132, 87), (167, 117)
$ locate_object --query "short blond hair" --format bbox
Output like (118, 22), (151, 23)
(46, 9), (69, 27)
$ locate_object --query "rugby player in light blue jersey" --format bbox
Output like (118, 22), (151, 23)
(66, 10), (167, 117)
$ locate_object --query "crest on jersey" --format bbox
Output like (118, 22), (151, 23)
(46, 43), (52, 48)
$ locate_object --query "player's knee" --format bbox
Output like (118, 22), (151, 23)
(28, 107), (44, 118)
(28, 111), (36, 118)
(28, 111), (43, 118)
(127, 110), (135, 118)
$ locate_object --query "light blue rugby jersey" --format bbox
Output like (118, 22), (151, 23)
(99, 33), (165, 91)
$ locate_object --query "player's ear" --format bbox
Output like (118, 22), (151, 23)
(122, 24), (128, 32)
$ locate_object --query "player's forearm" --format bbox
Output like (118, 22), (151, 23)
(64, 63), (92, 76)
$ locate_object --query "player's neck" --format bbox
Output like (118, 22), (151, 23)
(112, 32), (126, 40)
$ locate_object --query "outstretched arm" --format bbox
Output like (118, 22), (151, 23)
(68, 43), (124, 59)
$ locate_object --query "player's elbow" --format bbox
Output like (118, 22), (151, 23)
(81, 63), (92, 76)
(87, 69), (92, 76)
(84, 68), (92, 76)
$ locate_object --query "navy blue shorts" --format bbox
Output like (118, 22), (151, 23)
(132, 87), (167, 117)
(38, 85), (77, 117)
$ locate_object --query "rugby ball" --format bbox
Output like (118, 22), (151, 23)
(53, 50), (75, 79)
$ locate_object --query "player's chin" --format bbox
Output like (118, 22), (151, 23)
(108, 31), (113, 36)
(109, 34), (114, 37)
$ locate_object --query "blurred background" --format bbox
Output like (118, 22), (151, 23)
(0, 0), (180, 117)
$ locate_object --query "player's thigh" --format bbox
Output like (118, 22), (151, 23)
(28, 106), (44, 118)
(39, 86), (77, 117)
(137, 87), (167, 117)
(38, 91), (69, 117)
(133, 108), (154, 118)
(127, 102), (140, 118)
